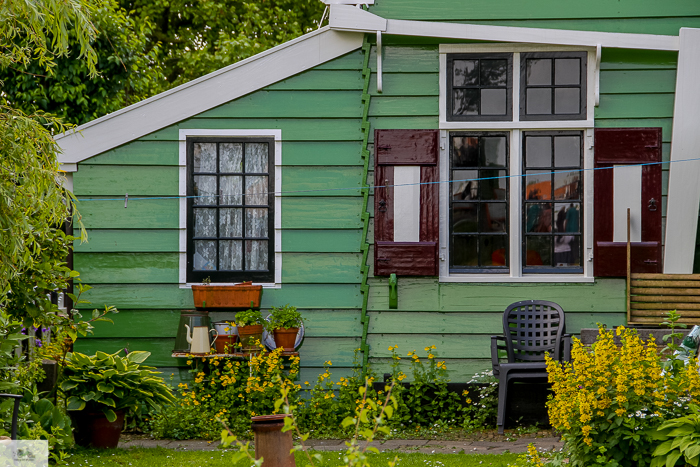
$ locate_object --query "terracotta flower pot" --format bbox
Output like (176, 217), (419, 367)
(70, 410), (125, 449)
(273, 328), (299, 351)
(191, 282), (262, 309)
(215, 335), (238, 354)
(238, 324), (264, 352)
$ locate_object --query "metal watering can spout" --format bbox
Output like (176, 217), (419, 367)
(184, 324), (192, 344)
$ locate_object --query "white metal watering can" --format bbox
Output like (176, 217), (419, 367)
(184, 324), (218, 354)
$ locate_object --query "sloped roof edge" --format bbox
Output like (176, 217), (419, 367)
(57, 27), (364, 166)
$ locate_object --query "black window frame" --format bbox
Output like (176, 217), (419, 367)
(519, 51), (588, 121)
(186, 137), (275, 283)
(449, 131), (510, 273)
(521, 130), (584, 274)
(446, 53), (513, 122)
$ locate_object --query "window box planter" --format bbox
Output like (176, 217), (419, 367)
(191, 282), (262, 309)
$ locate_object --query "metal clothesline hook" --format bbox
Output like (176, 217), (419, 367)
(124, 193), (128, 208)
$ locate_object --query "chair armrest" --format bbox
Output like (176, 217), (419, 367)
(561, 334), (572, 362)
(491, 335), (506, 375)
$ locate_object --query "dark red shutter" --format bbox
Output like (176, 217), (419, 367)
(374, 129), (439, 276)
(593, 128), (662, 277)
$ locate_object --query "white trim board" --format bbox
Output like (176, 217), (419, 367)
(56, 28), (363, 168)
(329, 4), (679, 51)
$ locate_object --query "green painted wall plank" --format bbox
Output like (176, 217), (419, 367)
(78, 284), (362, 310)
(281, 198), (363, 229)
(314, 50), (364, 70)
(367, 117), (439, 137)
(368, 46), (439, 73)
(85, 141), (179, 166)
(299, 337), (362, 367)
(283, 142), (362, 166)
(367, 334), (491, 359)
(282, 230), (361, 253)
(367, 278), (626, 313)
(74, 252), (179, 284)
(369, 73), (439, 97)
(73, 230), (179, 253)
(282, 167), (363, 197)
(600, 70), (677, 94)
(595, 93), (674, 119)
(369, 96), (438, 117)
(266, 70), (363, 91)
(299, 367), (356, 385)
(566, 313), (627, 333)
(595, 118), (673, 142)
(601, 49), (678, 70)
(77, 198), (179, 229)
(73, 165), (178, 196)
(199, 91), (363, 119)
(282, 253), (362, 284)
(140, 119), (363, 142)
(368, 0), (700, 21)
(368, 358), (491, 382)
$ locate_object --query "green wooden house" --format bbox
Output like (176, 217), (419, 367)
(56, 0), (700, 383)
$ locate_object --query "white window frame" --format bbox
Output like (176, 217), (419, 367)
(438, 44), (596, 283)
(178, 129), (282, 289)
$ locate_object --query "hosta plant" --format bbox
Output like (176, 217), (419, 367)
(59, 350), (175, 422)
(649, 404), (700, 467)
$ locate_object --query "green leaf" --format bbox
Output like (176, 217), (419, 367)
(126, 351), (151, 364)
(66, 397), (85, 411)
(104, 409), (117, 423)
(59, 380), (79, 392)
(341, 417), (355, 428)
(97, 381), (115, 393)
(367, 447), (380, 454)
(667, 450), (682, 467)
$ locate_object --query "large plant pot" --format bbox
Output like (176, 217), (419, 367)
(70, 410), (125, 449)
(215, 335), (238, 354)
(238, 325), (264, 352)
(191, 282), (262, 309)
(273, 328), (299, 351)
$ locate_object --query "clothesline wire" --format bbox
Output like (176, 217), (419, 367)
(72, 156), (694, 202)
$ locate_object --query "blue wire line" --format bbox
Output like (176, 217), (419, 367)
(73, 156), (695, 202)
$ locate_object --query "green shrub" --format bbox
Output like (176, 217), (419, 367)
(235, 309), (263, 327)
(265, 304), (303, 331)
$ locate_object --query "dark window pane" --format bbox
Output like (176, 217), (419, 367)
(245, 208), (268, 238)
(554, 236), (579, 266)
(481, 236), (508, 266)
(220, 143), (243, 172)
(219, 208), (242, 237)
(193, 175), (217, 205)
(193, 143), (217, 172)
(480, 60), (507, 86)
(194, 208), (217, 237)
(525, 236), (551, 266)
(452, 203), (479, 232)
(525, 136), (552, 168)
(452, 170), (479, 200)
(452, 137), (479, 167)
(525, 171), (551, 200)
(453, 89), (479, 116)
(219, 176), (242, 205)
(554, 88), (580, 114)
(481, 89), (507, 115)
(452, 236), (478, 267)
(525, 203), (552, 233)
(526, 59), (552, 85)
(193, 240), (217, 271)
(219, 240), (242, 270)
(554, 170), (580, 200)
(245, 143), (269, 173)
(554, 136), (580, 167)
(481, 203), (507, 232)
(245, 240), (268, 271)
(245, 176), (267, 205)
(554, 203), (580, 233)
(454, 60), (479, 86)
(555, 58), (580, 85)
(481, 136), (507, 167)
(526, 88), (552, 114)
(479, 170), (507, 200)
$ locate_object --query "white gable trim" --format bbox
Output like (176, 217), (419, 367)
(330, 5), (680, 51)
(56, 27), (364, 168)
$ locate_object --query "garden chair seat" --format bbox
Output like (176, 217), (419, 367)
(490, 300), (571, 434)
(0, 394), (23, 440)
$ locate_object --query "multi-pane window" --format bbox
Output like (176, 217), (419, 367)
(449, 133), (509, 271)
(522, 131), (583, 272)
(186, 138), (274, 283)
(447, 54), (513, 121)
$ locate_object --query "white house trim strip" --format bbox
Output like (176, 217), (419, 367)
(177, 129), (283, 288)
(664, 28), (700, 274)
(329, 5), (679, 51)
(393, 166), (421, 242)
(56, 28), (363, 166)
(376, 30), (383, 93)
(613, 165), (642, 243)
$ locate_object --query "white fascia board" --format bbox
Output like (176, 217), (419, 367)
(322, 0), (374, 4)
(329, 4), (386, 32)
(664, 28), (700, 274)
(56, 27), (363, 165)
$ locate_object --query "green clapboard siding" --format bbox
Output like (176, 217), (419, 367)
(368, 358), (492, 382)
(369, 96), (438, 117)
(73, 230), (180, 253)
(73, 165), (178, 196)
(595, 93), (674, 119)
(281, 198), (362, 229)
(85, 141), (179, 166)
(267, 70), (363, 91)
(199, 91), (363, 119)
(601, 49), (678, 70)
(595, 118), (673, 142)
(368, 117), (438, 135)
(369, 74), (439, 97)
(368, 46), (439, 73)
(314, 50), (364, 70)
(77, 284), (362, 310)
(282, 253), (362, 284)
(282, 230), (361, 253)
(74, 253), (179, 284)
(77, 198), (179, 229)
(282, 167), (363, 197)
(368, 334), (491, 359)
(600, 70), (677, 94)
(282, 142), (362, 166)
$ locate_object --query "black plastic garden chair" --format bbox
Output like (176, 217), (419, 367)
(0, 394), (23, 440)
(491, 300), (571, 434)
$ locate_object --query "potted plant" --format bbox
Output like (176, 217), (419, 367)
(265, 304), (303, 351)
(59, 350), (175, 448)
(235, 309), (264, 352)
(191, 279), (263, 309)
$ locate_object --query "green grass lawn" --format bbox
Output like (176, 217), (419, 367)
(67, 447), (520, 466)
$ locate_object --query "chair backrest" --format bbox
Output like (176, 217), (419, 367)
(502, 300), (565, 363)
